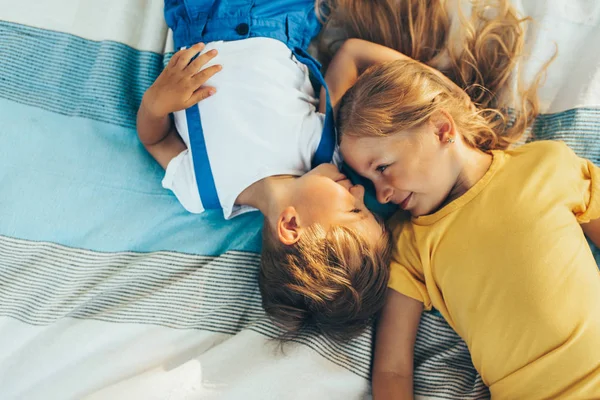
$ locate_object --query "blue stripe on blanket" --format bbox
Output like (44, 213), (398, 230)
(1, 20), (599, 261)
(0, 98), (263, 254)
(0, 21), (263, 254)
(0, 20), (160, 129)
(530, 108), (600, 164)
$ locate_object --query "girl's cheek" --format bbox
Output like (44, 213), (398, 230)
(387, 171), (402, 186)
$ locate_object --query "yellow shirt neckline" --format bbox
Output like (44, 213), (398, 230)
(413, 150), (505, 226)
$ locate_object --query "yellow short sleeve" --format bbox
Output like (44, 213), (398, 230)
(387, 213), (432, 310)
(574, 158), (600, 223)
(388, 261), (432, 310)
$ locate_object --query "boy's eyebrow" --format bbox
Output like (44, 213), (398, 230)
(373, 212), (386, 231)
(351, 209), (369, 221)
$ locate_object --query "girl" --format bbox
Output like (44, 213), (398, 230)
(137, 0), (392, 341)
(321, 0), (600, 398)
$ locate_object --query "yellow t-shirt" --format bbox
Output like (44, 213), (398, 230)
(389, 141), (600, 399)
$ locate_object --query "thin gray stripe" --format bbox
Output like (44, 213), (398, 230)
(0, 292), (265, 316)
(0, 252), (255, 276)
(0, 237), (260, 263)
(0, 263), (260, 293)
(0, 235), (486, 397)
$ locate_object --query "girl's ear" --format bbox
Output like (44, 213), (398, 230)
(277, 206), (303, 245)
(431, 109), (456, 143)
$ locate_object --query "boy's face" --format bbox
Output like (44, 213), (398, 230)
(289, 164), (384, 245)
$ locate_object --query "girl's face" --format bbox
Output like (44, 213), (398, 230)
(340, 121), (459, 217)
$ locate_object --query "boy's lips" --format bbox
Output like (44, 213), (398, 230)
(399, 193), (413, 210)
(335, 176), (353, 190)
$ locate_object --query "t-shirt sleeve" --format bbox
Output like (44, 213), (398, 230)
(388, 214), (432, 310)
(162, 149), (205, 214)
(558, 142), (600, 223)
(574, 157), (600, 223)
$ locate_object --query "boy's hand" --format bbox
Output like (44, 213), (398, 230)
(143, 43), (222, 118)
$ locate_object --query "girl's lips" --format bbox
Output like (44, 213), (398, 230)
(399, 193), (413, 210)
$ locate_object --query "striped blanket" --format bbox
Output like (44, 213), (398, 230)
(0, 0), (598, 399)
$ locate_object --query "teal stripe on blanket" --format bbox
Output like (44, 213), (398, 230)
(0, 98), (263, 254)
(0, 21), (161, 129)
(530, 108), (600, 164)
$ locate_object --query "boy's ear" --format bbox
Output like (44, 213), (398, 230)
(277, 206), (303, 246)
(431, 109), (455, 143)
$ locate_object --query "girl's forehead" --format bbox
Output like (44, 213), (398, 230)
(340, 136), (397, 168)
(342, 133), (405, 153)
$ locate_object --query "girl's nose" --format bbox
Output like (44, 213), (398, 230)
(376, 185), (393, 204)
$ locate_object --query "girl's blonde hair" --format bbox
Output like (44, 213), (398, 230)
(318, 0), (551, 150)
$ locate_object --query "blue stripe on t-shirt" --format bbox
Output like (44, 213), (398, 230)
(185, 104), (222, 209)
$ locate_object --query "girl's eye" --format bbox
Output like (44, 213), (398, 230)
(376, 164), (389, 173)
(350, 208), (362, 214)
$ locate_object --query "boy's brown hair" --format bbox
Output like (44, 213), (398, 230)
(259, 219), (392, 341)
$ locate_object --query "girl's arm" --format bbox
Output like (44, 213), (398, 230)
(320, 38), (410, 114)
(581, 218), (600, 248)
(137, 43), (221, 168)
(320, 38), (465, 115)
(372, 289), (424, 400)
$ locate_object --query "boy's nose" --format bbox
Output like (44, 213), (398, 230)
(350, 184), (365, 201)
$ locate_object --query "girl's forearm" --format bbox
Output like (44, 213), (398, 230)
(372, 372), (414, 400)
(322, 45), (359, 111)
(339, 39), (467, 101)
(342, 38), (410, 73)
(322, 39), (409, 111)
(372, 290), (423, 400)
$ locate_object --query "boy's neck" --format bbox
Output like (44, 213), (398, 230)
(236, 175), (298, 221)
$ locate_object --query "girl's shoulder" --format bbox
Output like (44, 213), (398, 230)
(510, 140), (574, 159)
(506, 140), (580, 172)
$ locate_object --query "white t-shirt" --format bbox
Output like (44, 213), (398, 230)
(162, 37), (334, 219)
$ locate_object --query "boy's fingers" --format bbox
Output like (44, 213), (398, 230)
(185, 49), (218, 74)
(174, 43), (205, 69)
(191, 64), (222, 86)
(188, 87), (216, 105)
(167, 52), (180, 68)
